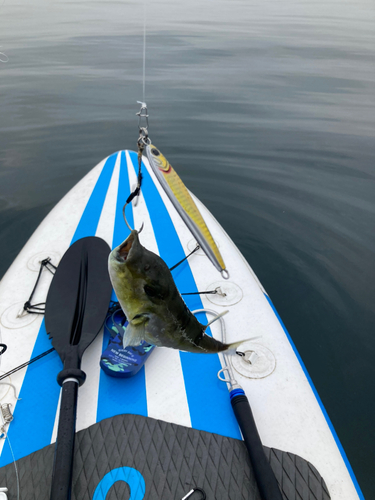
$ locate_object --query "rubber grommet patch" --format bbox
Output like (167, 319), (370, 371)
(27, 251), (61, 272)
(0, 303), (39, 329)
(232, 342), (276, 379)
(205, 281), (243, 306)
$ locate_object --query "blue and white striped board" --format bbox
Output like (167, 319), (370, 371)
(0, 150), (363, 500)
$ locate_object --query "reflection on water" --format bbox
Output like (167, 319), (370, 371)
(0, 0), (374, 497)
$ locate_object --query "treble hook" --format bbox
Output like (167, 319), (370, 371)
(122, 202), (144, 234)
(181, 487), (206, 500)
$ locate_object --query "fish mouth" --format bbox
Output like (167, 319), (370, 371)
(115, 231), (137, 262)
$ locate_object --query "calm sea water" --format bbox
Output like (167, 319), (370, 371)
(1, 0), (374, 497)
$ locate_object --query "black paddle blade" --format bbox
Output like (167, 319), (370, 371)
(45, 236), (112, 366)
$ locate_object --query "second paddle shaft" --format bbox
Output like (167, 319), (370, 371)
(230, 389), (283, 500)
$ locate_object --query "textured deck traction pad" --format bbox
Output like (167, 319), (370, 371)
(0, 414), (330, 500)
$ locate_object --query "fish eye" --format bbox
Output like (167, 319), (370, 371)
(144, 285), (157, 297)
(151, 148), (160, 156)
(144, 264), (150, 271)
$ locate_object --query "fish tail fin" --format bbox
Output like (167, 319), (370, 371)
(223, 335), (262, 354)
(196, 333), (261, 354)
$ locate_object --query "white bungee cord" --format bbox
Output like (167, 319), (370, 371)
(192, 308), (241, 391)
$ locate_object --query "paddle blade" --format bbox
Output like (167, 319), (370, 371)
(45, 236), (112, 364)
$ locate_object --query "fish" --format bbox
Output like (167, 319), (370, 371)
(108, 230), (249, 354)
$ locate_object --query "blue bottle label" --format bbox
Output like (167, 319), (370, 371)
(100, 309), (155, 378)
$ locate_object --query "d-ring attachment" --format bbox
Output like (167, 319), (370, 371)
(181, 487), (206, 500)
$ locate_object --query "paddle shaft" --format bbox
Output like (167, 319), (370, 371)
(50, 379), (79, 500)
(231, 393), (283, 500)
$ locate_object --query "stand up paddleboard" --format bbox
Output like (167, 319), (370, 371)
(0, 149), (363, 500)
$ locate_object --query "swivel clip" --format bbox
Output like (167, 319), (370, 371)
(136, 101), (151, 147)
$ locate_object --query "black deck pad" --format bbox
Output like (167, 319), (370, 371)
(0, 414), (330, 500)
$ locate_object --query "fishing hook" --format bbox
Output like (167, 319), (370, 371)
(122, 202), (144, 234)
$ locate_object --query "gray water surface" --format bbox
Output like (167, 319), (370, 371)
(1, 1), (374, 497)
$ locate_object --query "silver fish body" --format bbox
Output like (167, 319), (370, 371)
(108, 231), (246, 354)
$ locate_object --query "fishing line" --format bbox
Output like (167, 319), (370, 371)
(142, 0), (146, 103)
(122, 5), (148, 231)
(0, 378), (20, 401)
(0, 1), (8, 63)
(0, 48), (8, 63)
(7, 436), (19, 500)
(0, 409), (20, 500)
